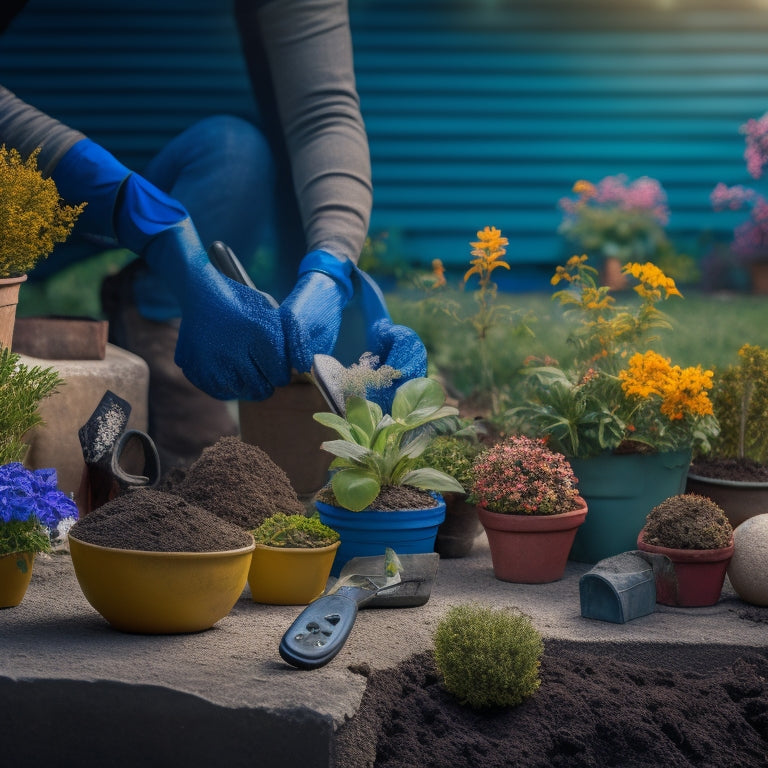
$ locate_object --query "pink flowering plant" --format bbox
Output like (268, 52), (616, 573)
(469, 435), (580, 516)
(711, 112), (768, 262)
(0, 462), (79, 557)
(558, 175), (672, 264)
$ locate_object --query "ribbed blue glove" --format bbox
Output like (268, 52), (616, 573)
(52, 139), (289, 401)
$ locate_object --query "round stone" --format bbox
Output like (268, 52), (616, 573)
(727, 513), (768, 606)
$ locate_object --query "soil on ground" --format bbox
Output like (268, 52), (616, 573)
(335, 639), (768, 768)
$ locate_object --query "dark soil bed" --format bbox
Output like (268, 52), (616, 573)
(335, 641), (768, 768)
(690, 457), (768, 483)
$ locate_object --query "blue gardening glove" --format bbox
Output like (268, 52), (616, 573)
(52, 139), (288, 401)
(279, 250), (354, 373)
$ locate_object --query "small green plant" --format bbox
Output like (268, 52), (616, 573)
(251, 513), (339, 549)
(707, 344), (768, 465)
(643, 494), (733, 550)
(416, 429), (484, 491)
(313, 376), (465, 511)
(0, 145), (85, 277)
(0, 347), (64, 464)
(470, 435), (580, 515)
(433, 604), (543, 709)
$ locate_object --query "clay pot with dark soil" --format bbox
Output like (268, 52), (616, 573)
(637, 493), (734, 607)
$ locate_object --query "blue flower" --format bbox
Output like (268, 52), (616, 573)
(0, 462), (78, 528)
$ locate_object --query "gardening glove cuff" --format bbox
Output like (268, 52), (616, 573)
(280, 250), (354, 373)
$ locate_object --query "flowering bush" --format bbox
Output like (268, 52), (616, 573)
(711, 112), (768, 263)
(0, 145), (85, 277)
(507, 256), (719, 458)
(0, 462), (78, 556)
(470, 435), (579, 516)
(558, 175), (671, 264)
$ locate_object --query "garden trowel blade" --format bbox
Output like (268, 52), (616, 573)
(337, 552), (440, 608)
(311, 353), (347, 416)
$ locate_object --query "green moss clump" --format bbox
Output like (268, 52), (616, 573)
(643, 494), (733, 550)
(418, 434), (483, 490)
(433, 604), (543, 709)
(251, 513), (339, 549)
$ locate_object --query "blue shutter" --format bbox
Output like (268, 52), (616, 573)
(2, 0), (767, 273)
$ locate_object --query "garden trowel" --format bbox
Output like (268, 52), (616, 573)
(279, 550), (440, 670)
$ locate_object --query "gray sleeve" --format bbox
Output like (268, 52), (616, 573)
(256, 0), (372, 264)
(0, 85), (85, 176)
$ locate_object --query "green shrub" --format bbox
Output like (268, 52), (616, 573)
(433, 604), (543, 709)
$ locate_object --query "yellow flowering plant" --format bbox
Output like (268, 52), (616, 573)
(508, 255), (719, 458)
(0, 145), (85, 277)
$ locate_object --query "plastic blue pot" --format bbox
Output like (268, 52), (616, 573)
(315, 494), (446, 577)
(568, 449), (691, 564)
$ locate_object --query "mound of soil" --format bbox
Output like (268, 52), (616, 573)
(335, 641), (768, 768)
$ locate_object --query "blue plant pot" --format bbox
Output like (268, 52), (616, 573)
(315, 494), (446, 577)
(568, 449), (691, 564)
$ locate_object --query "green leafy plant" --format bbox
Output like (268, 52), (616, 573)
(433, 604), (543, 709)
(313, 377), (465, 511)
(0, 347), (64, 464)
(251, 513), (339, 549)
(0, 145), (85, 277)
(415, 428), (485, 491)
(470, 435), (580, 515)
(508, 257), (719, 458)
(643, 494), (733, 550)
(0, 462), (79, 556)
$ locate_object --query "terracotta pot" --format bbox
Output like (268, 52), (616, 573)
(435, 493), (482, 558)
(0, 551), (35, 608)
(247, 541), (340, 605)
(637, 529), (734, 607)
(686, 472), (768, 529)
(0, 274), (26, 350)
(478, 497), (588, 583)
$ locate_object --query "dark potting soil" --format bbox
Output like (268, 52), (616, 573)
(690, 457), (768, 483)
(316, 484), (438, 512)
(169, 436), (306, 530)
(69, 489), (252, 552)
(335, 642), (768, 768)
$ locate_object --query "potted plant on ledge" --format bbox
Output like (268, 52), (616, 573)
(247, 513), (340, 605)
(508, 256), (719, 563)
(312, 376), (464, 576)
(687, 343), (768, 528)
(470, 435), (587, 583)
(637, 493), (734, 607)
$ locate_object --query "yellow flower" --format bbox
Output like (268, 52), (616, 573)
(430, 258), (447, 288)
(623, 262), (682, 300)
(572, 180), (596, 198)
(464, 226), (510, 284)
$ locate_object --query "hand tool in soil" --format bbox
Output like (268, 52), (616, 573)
(76, 390), (161, 514)
(207, 241), (392, 417)
(279, 550), (440, 670)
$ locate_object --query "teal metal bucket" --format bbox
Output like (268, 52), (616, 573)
(569, 450), (691, 564)
(315, 495), (446, 577)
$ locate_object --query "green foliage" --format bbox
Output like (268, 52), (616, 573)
(416, 429), (484, 490)
(251, 513), (339, 549)
(0, 518), (51, 557)
(0, 347), (63, 464)
(707, 344), (768, 464)
(643, 494), (733, 550)
(433, 604), (544, 709)
(314, 377), (465, 511)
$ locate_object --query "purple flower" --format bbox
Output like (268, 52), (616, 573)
(0, 462), (78, 528)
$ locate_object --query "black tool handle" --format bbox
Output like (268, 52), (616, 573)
(208, 241), (279, 308)
(279, 593), (359, 670)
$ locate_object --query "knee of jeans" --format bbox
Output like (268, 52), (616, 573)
(192, 115), (274, 180)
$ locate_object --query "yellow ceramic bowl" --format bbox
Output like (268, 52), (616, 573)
(248, 541), (340, 605)
(68, 534), (255, 634)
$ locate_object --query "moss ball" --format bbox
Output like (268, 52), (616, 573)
(643, 494), (733, 550)
(433, 604), (543, 709)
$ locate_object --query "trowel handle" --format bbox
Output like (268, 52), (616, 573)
(279, 593), (359, 670)
(208, 241), (279, 308)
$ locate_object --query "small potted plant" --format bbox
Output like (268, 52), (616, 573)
(637, 494), (734, 607)
(312, 376), (465, 575)
(688, 344), (768, 528)
(470, 435), (587, 583)
(0, 462), (79, 607)
(417, 430), (485, 558)
(0, 145), (84, 347)
(247, 513), (340, 605)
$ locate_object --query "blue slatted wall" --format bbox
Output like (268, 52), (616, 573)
(2, 0), (768, 272)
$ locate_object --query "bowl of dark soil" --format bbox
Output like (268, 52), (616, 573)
(68, 489), (255, 634)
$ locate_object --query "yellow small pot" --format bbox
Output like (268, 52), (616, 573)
(68, 535), (255, 634)
(0, 551), (35, 608)
(248, 541), (340, 605)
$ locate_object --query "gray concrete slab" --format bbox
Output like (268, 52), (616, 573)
(0, 534), (765, 767)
